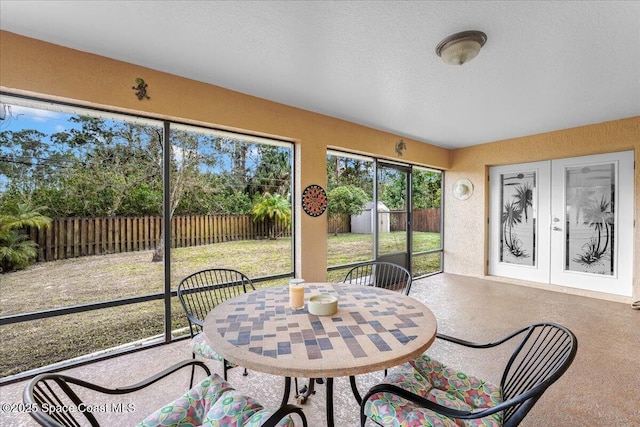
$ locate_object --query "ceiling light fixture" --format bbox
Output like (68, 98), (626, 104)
(436, 30), (487, 65)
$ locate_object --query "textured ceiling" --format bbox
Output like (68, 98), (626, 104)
(1, 1), (639, 149)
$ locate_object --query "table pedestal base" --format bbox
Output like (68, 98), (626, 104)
(291, 376), (363, 427)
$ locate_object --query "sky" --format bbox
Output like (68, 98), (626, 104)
(0, 104), (72, 135)
(0, 100), (293, 192)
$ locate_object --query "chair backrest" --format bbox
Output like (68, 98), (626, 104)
(24, 373), (104, 427)
(342, 261), (412, 295)
(500, 322), (578, 426)
(177, 268), (255, 336)
(24, 361), (306, 427)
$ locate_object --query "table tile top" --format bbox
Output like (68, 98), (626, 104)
(203, 283), (437, 378)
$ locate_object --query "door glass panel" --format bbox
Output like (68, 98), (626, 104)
(499, 170), (537, 266)
(411, 168), (442, 253)
(412, 252), (442, 277)
(564, 162), (615, 275)
(377, 166), (407, 256)
(326, 152), (374, 267)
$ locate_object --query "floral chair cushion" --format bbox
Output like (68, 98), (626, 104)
(200, 390), (293, 427)
(409, 355), (502, 413)
(137, 374), (230, 427)
(137, 373), (293, 427)
(190, 332), (224, 362)
(363, 357), (503, 427)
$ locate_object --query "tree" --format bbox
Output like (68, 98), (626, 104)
(50, 117), (163, 217)
(379, 171), (406, 210)
(1, 116), (165, 218)
(0, 203), (51, 272)
(412, 170), (442, 209)
(251, 193), (291, 239)
(152, 129), (217, 261)
(326, 155), (373, 194)
(327, 185), (369, 234)
(250, 145), (291, 196)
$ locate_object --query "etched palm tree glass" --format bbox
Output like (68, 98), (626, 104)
(564, 162), (615, 275)
(499, 171), (536, 266)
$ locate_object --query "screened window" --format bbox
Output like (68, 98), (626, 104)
(0, 95), (293, 380)
(411, 167), (443, 276)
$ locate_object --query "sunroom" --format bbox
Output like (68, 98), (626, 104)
(0, 2), (638, 426)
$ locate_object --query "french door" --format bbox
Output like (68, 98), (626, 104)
(489, 151), (634, 297)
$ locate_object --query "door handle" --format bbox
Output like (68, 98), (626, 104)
(553, 226), (562, 231)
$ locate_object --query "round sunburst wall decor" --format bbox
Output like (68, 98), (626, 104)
(302, 184), (328, 217)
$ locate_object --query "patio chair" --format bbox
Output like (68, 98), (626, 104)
(24, 359), (308, 427)
(177, 268), (255, 385)
(360, 322), (578, 427)
(343, 261), (412, 295)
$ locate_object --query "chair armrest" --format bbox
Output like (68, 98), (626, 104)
(23, 360), (207, 404)
(184, 312), (204, 328)
(436, 324), (534, 349)
(113, 360), (211, 393)
(261, 404), (308, 427)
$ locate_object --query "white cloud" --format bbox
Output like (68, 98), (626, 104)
(9, 105), (64, 122)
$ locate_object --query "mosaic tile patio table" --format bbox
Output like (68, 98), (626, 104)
(203, 282), (437, 427)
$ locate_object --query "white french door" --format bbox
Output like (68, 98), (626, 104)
(489, 151), (634, 297)
(489, 161), (551, 283)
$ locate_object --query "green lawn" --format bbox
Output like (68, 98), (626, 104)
(0, 232), (440, 377)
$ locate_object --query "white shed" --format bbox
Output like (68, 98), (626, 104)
(351, 201), (390, 233)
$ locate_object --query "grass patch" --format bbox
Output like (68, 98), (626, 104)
(1, 233), (440, 377)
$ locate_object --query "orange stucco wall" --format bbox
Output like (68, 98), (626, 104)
(445, 118), (640, 302)
(1, 31), (638, 300)
(0, 30), (450, 281)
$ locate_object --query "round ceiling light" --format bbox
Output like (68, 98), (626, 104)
(436, 30), (487, 65)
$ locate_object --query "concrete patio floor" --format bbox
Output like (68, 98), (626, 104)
(1, 273), (639, 426)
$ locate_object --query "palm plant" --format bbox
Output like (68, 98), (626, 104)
(0, 203), (51, 273)
(0, 229), (38, 272)
(251, 193), (291, 240)
(1, 203), (52, 230)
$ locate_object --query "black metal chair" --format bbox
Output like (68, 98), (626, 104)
(360, 322), (578, 427)
(343, 261), (412, 295)
(177, 268), (255, 385)
(24, 359), (307, 427)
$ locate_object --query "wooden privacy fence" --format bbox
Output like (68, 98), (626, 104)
(392, 208), (441, 233)
(328, 208), (441, 234)
(26, 209), (439, 262)
(28, 215), (290, 263)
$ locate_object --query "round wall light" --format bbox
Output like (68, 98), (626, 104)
(453, 178), (474, 200)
